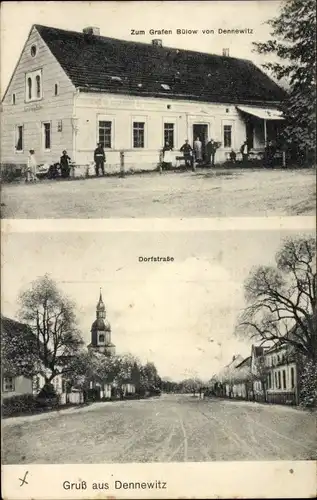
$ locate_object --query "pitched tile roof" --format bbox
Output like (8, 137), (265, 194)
(35, 24), (286, 104)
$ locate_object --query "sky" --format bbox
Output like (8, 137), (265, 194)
(0, 0), (283, 98)
(2, 229), (311, 382)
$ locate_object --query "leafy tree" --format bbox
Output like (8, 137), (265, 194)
(236, 236), (316, 360)
(1, 317), (40, 378)
(18, 275), (84, 383)
(253, 0), (316, 162)
(299, 359), (317, 407)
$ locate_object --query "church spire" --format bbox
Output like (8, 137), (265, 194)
(96, 288), (105, 318)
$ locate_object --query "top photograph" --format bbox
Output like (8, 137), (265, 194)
(1, 0), (315, 219)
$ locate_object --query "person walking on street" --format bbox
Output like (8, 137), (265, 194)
(26, 149), (37, 182)
(193, 136), (203, 164)
(180, 140), (194, 170)
(94, 143), (106, 176)
(60, 150), (71, 178)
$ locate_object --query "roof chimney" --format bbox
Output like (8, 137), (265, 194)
(152, 39), (163, 47)
(223, 48), (230, 57)
(83, 26), (100, 36)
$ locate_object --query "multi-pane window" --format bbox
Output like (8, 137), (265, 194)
(133, 122), (145, 148)
(43, 122), (51, 150)
(3, 377), (15, 392)
(98, 121), (112, 148)
(223, 125), (232, 148)
(164, 123), (174, 148)
(15, 125), (23, 151)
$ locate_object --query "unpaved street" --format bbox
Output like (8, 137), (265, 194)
(3, 395), (316, 464)
(1, 168), (315, 218)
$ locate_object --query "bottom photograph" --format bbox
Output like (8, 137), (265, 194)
(1, 229), (316, 465)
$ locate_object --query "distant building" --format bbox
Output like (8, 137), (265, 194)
(215, 342), (300, 406)
(1, 24), (285, 173)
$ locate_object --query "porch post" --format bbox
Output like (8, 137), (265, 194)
(264, 119), (267, 146)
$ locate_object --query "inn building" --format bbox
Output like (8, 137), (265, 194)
(1, 24), (286, 173)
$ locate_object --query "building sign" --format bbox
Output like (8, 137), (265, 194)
(23, 103), (43, 112)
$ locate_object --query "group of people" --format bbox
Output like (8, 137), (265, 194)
(162, 137), (220, 171)
(25, 149), (73, 182)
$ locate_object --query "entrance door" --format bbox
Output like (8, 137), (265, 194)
(193, 124), (208, 162)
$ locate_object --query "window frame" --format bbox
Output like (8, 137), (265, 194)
(98, 333), (105, 344)
(290, 367), (295, 389)
(3, 377), (15, 392)
(98, 120), (112, 149)
(42, 121), (52, 151)
(25, 69), (43, 103)
(15, 124), (24, 153)
(164, 122), (175, 148)
(223, 124), (232, 148)
(133, 121), (145, 149)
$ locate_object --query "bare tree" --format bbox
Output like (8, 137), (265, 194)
(18, 275), (84, 383)
(236, 237), (316, 361)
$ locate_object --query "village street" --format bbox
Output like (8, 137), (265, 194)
(1, 168), (315, 218)
(3, 394), (316, 464)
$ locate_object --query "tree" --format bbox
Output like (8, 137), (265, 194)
(18, 275), (84, 383)
(1, 317), (40, 378)
(236, 236), (316, 360)
(253, 0), (316, 162)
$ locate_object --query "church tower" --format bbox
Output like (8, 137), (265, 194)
(88, 289), (116, 356)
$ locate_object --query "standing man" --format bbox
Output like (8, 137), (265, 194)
(206, 139), (218, 167)
(180, 139), (194, 170)
(94, 143), (106, 176)
(240, 140), (249, 164)
(60, 150), (71, 178)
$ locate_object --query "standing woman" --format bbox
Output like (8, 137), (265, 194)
(162, 141), (173, 170)
(193, 137), (203, 164)
(26, 149), (37, 182)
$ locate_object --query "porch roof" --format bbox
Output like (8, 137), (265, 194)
(237, 105), (284, 120)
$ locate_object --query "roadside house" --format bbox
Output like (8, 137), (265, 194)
(1, 24), (286, 174)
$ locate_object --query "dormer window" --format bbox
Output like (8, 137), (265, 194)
(25, 69), (42, 102)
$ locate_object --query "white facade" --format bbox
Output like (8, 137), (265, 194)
(1, 26), (272, 173)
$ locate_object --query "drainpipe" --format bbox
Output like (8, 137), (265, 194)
(71, 89), (80, 164)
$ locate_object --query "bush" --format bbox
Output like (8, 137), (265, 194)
(36, 382), (59, 408)
(2, 394), (38, 417)
(1, 164), (24, 183)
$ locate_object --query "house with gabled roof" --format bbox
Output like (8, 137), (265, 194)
(1, 24), (286, 173)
